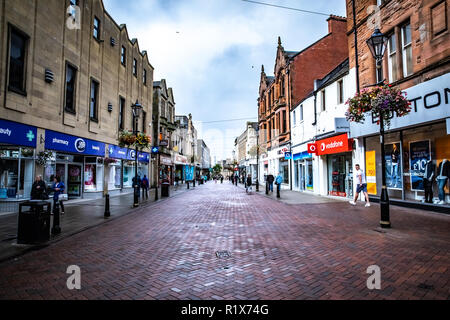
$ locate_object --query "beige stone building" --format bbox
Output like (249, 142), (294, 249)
(0, 0), (154, 212)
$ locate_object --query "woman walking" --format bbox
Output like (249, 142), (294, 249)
(52, 176), (65, 214)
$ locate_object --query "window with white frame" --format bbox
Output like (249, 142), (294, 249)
(387, 33), (398, 82)
(401, 23), (413, 77)
(300, 104), (304, 121)
(337, 79), (344, 104)
(321, 90), (326, 111)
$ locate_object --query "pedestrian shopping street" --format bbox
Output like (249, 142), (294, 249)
(0, 182), (448, 300)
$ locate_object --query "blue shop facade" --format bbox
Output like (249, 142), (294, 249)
(0, 120), (150, 212)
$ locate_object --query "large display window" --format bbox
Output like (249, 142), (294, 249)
(0, 146), (35, 199)
(279, 159), (289, 184)
(123, 161), (134, 188)
(107, 159), (122, 191)
(84, 157), (104, 192)
(365, 121), (449, 205)
(327, 153), (353, 198)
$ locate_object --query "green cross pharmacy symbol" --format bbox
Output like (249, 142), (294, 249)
(26, 130), (35, 142)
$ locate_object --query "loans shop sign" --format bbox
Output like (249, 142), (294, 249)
(349, 73), (450, 138)
(308, 134), (353, 156)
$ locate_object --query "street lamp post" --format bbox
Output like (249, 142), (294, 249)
(366, 29), (391, 228)
(131, 100), (143, 208)
(253, 123), (260, 192)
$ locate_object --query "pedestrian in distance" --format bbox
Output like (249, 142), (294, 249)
(275, 172), (283, 197)
(220, 175), (224, 184)
(349, 164), (371, 207)
(52, 176), (65, 214)
(267, 173), (275, 193)
(141, 175), (149, 200)
(246, 174), (253, 194)
(31, 175), (48, 200)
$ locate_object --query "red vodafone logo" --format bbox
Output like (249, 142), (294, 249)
(307, 143), (317, 154)
(316, 134), (352, 155)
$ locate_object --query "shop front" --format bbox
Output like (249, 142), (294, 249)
(44, 130), (105, 199)
(160, 154), (173, 184)
(292, 151), (313, 192)
(310, 133), (354, 198)
(0, 119), (37, 213)
(267, 145), (291, 188)
(350, 73), (450, 211)
(174, 155), (188, 183)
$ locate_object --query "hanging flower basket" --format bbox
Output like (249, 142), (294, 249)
(135, 133), (151, 150)
(118, 131), (136, 148)
(36, 151), (53, 166)
(345, 84), (412, 128)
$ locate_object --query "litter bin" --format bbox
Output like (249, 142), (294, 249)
(17, 201), (51, 244)
(161, 182), (170, 197)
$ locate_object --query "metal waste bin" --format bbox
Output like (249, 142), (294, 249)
(17, 201), (51, 244)
(161, 182), (170, 197)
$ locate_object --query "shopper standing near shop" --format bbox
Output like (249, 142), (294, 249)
(275, 172), (283, 197)
(52, 176), (65, 214)
(141, 175), (149, 200)
(31, 175), (48, 200)
(350, 164), (371, 207)
(267, 173), (275, 193)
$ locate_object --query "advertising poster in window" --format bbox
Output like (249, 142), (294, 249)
(409, 140), (431, 191)
(365, 150), (377, 195)
(385, 142), (402, 190)
(84, 164), (96, 191)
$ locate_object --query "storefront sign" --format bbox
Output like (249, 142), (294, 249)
(284, 152), (292, 160)
(409, 140), (431, 191)
(151, 146), (159, 154)
(350, 73), (450, 138)
(314, 134), (353, 156)
(365, 150), (377, 195)
(293, 151), (312, 161)
(159, 140), (168, 147)
(108, 145), (149, 163)
(0, 119), (37, 148)
(45, 130), (105, 156)
(307, 143), (317, 154)
(277, 147), (289, 155)
(175, 154), (188, 164)
(160, 155), (172, 166)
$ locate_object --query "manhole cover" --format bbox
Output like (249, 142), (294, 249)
(418, 283), (434, 290)
(216, 251), (231, 259)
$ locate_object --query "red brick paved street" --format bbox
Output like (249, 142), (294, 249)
(0, 182), (449, 300)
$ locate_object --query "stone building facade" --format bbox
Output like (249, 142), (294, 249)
(0, 0), (154, 211)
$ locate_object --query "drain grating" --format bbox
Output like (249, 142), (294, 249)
(216, 250), (231, 259)
(417, 283), (434, 290)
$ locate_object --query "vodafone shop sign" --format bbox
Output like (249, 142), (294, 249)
(308, 134), (353, 156)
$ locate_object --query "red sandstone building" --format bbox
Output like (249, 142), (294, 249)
(257, 16), (348, 188)
(346, 0), (450, 210)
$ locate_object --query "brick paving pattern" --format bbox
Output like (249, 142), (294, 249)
(0, 182), (449, 300)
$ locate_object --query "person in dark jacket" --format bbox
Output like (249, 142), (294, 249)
(246, 174), (252, 193)
(52, 176), (65, 214)
(267, 174), (275, 193)
(141, 175), (149, 200)
(31, 175), (47, 200)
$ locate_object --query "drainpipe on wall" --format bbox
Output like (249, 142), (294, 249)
(287, 66), (293, 191)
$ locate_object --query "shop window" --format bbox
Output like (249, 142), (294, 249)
(431, 1), (448, 37)
(84, 157), (103, 192)
(8, 25), (29, 95)
(401, 22), (413, 77)
(0, 158), (19, 198)
(65, 63), (77, 114)
(387, 33), (398, 83)
(282, 110), (286, 133)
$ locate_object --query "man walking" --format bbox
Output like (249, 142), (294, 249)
(350, 164), (371, 207)
(141, 175), (149, 200)
(267, 173), (274, 193)
(246, 174), (252, 194)
(275, 172), (283, 198)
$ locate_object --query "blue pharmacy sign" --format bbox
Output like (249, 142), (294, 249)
(0, 119), (37, 148)
(45, 130), (105, 157)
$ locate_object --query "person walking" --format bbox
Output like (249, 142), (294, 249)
(350, 164), (371, 207)
(31, 175), (48, 200)
(141, 175), (149, 200)
(220, 175), (224, 184)
(246, 174), (253, 194)
(267, 173), (275, 193)
(52, 176), (65, 214)
(275, 172), (283, 197)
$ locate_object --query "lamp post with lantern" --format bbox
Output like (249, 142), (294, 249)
(131, 100), (142, 208)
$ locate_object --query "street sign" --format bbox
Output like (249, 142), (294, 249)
(151, 146), (159, 154)
(284, 152), (292, 160)
(159, 140), (168, 147)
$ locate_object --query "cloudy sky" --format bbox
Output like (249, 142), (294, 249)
(103, 0), (346, 163)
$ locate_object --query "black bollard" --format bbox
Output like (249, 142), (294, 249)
(266, 182), (269, 195)
(51, 203), (61, 235)
(104, 194), (110, 218)
(155, 186), (159, 201)
(187, 181), (190, 189)
(193, 179), (196, 188)
(277, 185), (280, 198)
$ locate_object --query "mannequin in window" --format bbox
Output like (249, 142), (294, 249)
(390, 144), (400, 188)
(436, 159), (449, 205)
(422, 159), (435, 204)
